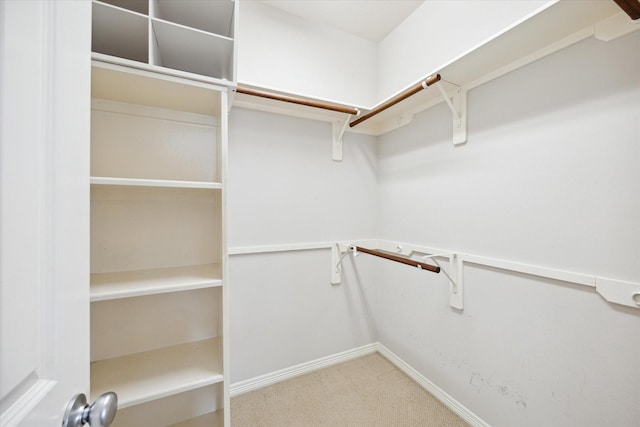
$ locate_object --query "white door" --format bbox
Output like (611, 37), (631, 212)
(0, 1), (92, 426)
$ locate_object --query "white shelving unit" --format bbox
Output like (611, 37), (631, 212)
(92, 0), (237, 85)
(90, 60), (229, 426)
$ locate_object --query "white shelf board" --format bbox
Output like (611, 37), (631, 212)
(152, 19), (234, 81)
(92, 60), (226, 116)
(156, 0), (235, 38)
(92, 1), (148, 63)
(91, 338), (224, 408)
(169, 410), (224, 427)
(355, 0), (620, 134)
(234, 1), (621, 136)
(90, 264), (222, 302)
(90, 176), (222, 189)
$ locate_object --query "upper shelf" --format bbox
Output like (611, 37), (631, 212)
(91, 0), (236, 85)
(92, 61), (225, 117)
(355, 0), (622, 134)
(234, 0), (628, 136)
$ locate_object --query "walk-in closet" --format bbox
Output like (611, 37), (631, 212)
(1, 1), (639, 426)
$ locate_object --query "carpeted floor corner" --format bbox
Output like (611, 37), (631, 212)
(231, 353), (469, 426)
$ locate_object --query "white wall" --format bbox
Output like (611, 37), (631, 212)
(227, 108), (379, 382)
(228, 11), (639, 425)
(375, 32), (640, 427)
(237, 1), (378, 108)
(377, 0), (552, 101)
(238, 1), (558, 107)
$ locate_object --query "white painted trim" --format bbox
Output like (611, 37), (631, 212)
(595, 277), (640, 309)
(228, 238), (639, 308)
(376, 343), (491, 427)
(0, 380), (56, 427)
(229, 241), (333, 255)
(463, 254), (595, 288)
(376, 239), (640, 308)
(229, 239), (377, 256)
(229, 344), (378, 397)
(377, 239), (601, 289)
(595, 11), (640, 42)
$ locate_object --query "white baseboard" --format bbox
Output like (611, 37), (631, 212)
(376, 343), (490, 427)
(230, 343), (378, 397)
(230, 342), (490, 427)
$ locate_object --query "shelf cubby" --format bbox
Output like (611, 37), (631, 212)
(91, 62), (224, 117)
(92, 0), (236, 84)
(91, 287), (221, 361)
(154, 0), (235, 37)
(91, 98), (219, 183)
(152, 19), (234, 81)
(92, 2), (148, 63)
(90, 185), (220, 274)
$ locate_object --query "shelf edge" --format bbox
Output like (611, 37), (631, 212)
(90, 176), (222, 189)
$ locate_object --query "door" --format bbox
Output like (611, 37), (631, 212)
(0, 1), (92, 426)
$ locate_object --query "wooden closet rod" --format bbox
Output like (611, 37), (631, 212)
(236, 86), (360, 115)
(349, 74), (441, 128)
(354, 246), (440, 273)
(612, 0), (640, 20)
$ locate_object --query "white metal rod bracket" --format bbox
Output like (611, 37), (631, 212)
(423, 253), (464, 310)
(332, 110), (360, 161)
(435, 83), (467, 146)
(332, 243), (358, 284)
(331, 243), (342, 284)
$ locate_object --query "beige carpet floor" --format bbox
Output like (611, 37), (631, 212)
(231, 353), (469, 427)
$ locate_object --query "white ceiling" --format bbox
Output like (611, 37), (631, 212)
(259, 0), (424, 43)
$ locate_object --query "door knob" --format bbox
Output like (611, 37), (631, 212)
(62, 392), (118, 427)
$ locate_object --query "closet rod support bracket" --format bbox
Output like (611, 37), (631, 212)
(333, 110), (360, 161)
(332, 243), (357, 284)
(331, 243), (343, 284)
(423, 253), (464, 310)
(435, 83), (467, 146)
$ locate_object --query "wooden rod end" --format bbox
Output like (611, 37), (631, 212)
(425, 74), (442, 87)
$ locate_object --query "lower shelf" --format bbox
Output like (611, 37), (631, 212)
(110, 383), (224, 427)
(169, 410), (224, 427)
(91, 337), (223, 408)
